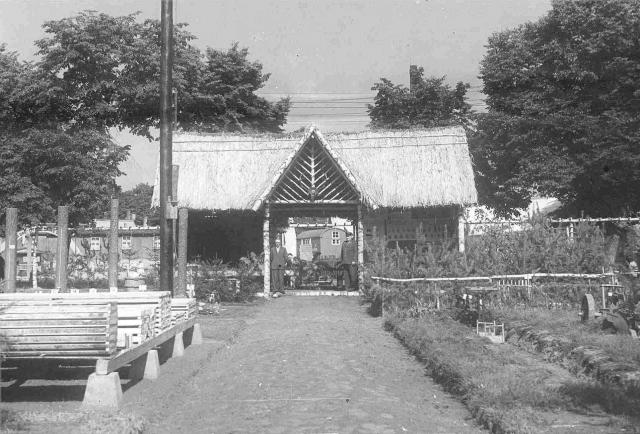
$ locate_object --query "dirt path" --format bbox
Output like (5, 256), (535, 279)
(124, 297), (483, 434)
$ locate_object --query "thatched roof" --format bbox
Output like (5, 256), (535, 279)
(151, 126), (477, 211)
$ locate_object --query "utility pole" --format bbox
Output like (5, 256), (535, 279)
(159, 0), (174, 293)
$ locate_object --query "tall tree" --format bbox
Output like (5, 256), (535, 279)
(473, 0), (640, 216)
(34, 11), (290, 137)
(118, 183), (158, 225)
(0, 11), (290, 226)
(0, 44), (126, 227)
(368, 65), (471, 129)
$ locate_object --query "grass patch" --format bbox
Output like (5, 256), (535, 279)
(386, 312), (638, 433)
(493, 307), (640, 365)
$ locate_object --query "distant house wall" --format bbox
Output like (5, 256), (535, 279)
(72, 230), (159, 261)
(319, 229), (346, 259)
(296, 228), (347, 260)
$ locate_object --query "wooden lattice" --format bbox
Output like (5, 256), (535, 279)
(270, 137), (359, 204)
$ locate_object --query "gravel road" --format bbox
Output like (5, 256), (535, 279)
(123, 296), (483, 434)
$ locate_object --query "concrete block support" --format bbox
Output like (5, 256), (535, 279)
(172, 332), (185, 357)
(82, 372), (123, 409)
(144, 349), (161, 380)
(191, 323), (203, 345)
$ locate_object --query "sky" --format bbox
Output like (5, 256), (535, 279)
(0, 0), (552, 189)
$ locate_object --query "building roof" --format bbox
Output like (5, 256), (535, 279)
(151, 125), (477, 211)
(297, 227), (346, 239)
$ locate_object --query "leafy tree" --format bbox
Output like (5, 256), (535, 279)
(34, 11), (290, 136)
(368, 65), (471, 129)
(0, 11), (289, 227)
(473, 0), (640, 216)
(118, 183), (158, 225)
(0, 128), (128, 226)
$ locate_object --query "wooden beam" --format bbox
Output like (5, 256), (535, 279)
(95, 317), (197, 375)
(269, 200), (360, 205)
(357, 204), (364, 293)
(458, 213), (465, 253)
(108, 199), (119, 292)
(4, 207), (17, 293)
(263, 204), (270, 295)
(55, 206), (69, 291)
(176, 208), (188, 298)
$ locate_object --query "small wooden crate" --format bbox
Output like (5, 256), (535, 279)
(0, 298), (118, 358)
(170, 298), (198, 324)
(116, 307), (155, 348)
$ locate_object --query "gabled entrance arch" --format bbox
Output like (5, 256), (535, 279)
(255, 128), (365, 294)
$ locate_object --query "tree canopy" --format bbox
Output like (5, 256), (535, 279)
(368, 65), (471, 129)
(472, 0), (640, 216)
(0, 11), (289, 227)
(32, 11), (290, 136)
(118, 183), (158, 226)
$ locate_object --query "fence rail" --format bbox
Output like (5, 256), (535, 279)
(371, 272), (612, 284)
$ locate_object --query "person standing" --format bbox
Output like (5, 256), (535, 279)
(270, 238), (288, 294)
(340, 233), (357, 290)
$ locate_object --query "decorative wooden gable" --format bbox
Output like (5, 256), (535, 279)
(269, 135), (359, 204)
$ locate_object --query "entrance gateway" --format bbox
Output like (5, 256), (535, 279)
(152, 125), (479, 295)
(254, 128), (364, 293)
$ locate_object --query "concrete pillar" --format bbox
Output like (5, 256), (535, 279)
(55, 206), (69, 291)
(4, 208), (17, 292)
(191, 323), (203, 345)
(263, 204), (270, 295)
(108, 199), (119, 292)
(82, 372), (123, 409)
(172, 332), (185, 357)
(144, 349), (160, 380)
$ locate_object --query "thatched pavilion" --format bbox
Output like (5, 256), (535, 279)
(152, 125), (477, 293)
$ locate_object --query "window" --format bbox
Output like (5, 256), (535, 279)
(153, 236), (160, 250)
(302, 238), (311, 245)
(90, 237), (101, 251)
(331, 231), (341, 245)
(121, 235), (132, 250)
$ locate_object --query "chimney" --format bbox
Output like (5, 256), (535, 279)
(131, 213), (137, 224)
(409, 64), (422, 93)
(143, 216), (148, 227)
(126, 209), (131, 220)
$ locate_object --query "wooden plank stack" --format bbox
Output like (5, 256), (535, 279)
(0, 292), (172, 351)
(0, 299), (118, 358)
(170, 298), (197, 326)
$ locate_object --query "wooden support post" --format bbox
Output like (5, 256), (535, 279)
(458, 213), (465, 253)
(4, 208), (17, 293)
(263, 204), (271, 295)
(108, 199), (119, 292)
(55, 206), (69, 291)
(176, 208), (188, 297)
(159, 0), (174, 295)
(357, 205), (364, 292)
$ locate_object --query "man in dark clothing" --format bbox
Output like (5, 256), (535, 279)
(270, 238), (288, 294)
(340, 234), (358, 290)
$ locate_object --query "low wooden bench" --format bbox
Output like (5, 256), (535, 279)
(0, 293), (202, 409)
